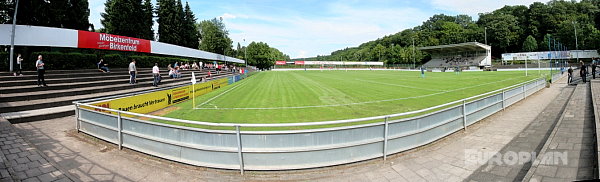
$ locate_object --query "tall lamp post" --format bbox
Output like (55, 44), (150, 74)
(412, 37), (416, 69)
(572, 21), (579, 63)
(484, 27), (488, 45)
(9, 0), (20, 73)
(244, 39), (247, 67)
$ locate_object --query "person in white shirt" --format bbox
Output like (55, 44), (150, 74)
(14, 54), (23, 76)
(152, 63), (160, 87)
(128, 59), (137, 84)
(36, 55), (47, 87)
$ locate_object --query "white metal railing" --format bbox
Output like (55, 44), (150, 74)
(73, 74), (553, 173)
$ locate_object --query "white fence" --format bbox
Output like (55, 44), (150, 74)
(74, 75), (555, 174)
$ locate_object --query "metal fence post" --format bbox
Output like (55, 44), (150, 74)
(501, 89), (505, 111)
(462, 99), (467, 131)
(383, 117), (389, 161)
(522, 85), (526, 100)
(75, 104), (80, 132)
(117, 111), (122, 150)
(236, 125), (244, 175)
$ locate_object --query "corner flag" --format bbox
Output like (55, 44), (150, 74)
(191, 72), (196, 109)
(191, 72), (197, 84)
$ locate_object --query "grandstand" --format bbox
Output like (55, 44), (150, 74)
(420, 42), (491, 69)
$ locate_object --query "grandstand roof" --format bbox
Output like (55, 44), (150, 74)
(419, 42), (490, 54)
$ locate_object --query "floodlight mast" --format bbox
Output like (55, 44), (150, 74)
(9, 0), (20, 73)
(572, 21), (579, 63)
(412, 37), (416, 69)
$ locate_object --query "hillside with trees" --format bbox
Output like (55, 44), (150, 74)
(299, 0), (600, 65)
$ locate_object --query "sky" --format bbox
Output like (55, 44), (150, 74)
(88, 0), (548, 58)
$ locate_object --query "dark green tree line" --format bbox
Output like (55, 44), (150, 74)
(302, 0), (600, 63)
(156, 0), (199, 48)
(102, 0), (153, 39)
(1, 0), (90, 30)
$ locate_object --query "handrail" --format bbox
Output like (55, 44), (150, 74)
(76, 76), (546, 128)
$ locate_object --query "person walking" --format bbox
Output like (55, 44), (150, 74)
(580, 61), (587, 83)
(568, 66), (573, 84)
(35, 55), (47, 87)
(593, 63), (597, 79)
(152, 63), (160, 87)
(14, 53), (23, 76)
(129, 59), (137, 84)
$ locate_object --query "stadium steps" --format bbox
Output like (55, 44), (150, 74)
(569, 74), (594, 85)
(0, 68), (237, 123)
(522, 82), (596, 181)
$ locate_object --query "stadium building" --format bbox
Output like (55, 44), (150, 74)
(420, 42), (492, 70)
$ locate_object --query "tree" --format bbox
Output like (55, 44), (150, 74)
(373, 44), (386, 62)
(0, 0), (10, 24)
(522, 35), (538, 52)
(199, 18), (232, 55)
(157, 0), (183, 44)
(182, 2), (199, 49)
(246, 41), (274, 70)
(66, 0), (90, 30)
(478, 13), (522, 55)
(139, 0), (154, 40)
(3, 0), (89, 30)
(102, 0), (152, 38)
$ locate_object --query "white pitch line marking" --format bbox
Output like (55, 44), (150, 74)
(195, 76), (527, 110)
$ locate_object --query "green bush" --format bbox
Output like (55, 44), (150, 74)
(31, 52), (97, 70)
(102, 54), (128, 68)
(0, 52), (7, 71)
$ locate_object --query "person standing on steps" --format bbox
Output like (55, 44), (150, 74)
(568, 66), (573, 84)
(14, 54), (23, 76)
(35, 55), (47, 87)
(129, 59), (137, 84)
(593, 63), (597, 79)
(580, 61), (587, 83)
(152, 63), (161, 87)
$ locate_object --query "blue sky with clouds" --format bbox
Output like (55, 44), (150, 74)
(88, 0), (547, 58)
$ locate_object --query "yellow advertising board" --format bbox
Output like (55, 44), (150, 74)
(86, 78), (229, 116)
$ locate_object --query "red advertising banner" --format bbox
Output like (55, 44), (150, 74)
(295, 61), (305, 65)
(275, 61), (287, 65)
(77, 31), (151, 53)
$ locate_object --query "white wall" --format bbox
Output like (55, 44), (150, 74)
(0, 24), (245, 64)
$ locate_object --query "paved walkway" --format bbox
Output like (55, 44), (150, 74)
(0, 76), (587, 182)
(465, 81), (575, 181)
(0, 118), (73, 182)
(525, 83), (596, 181)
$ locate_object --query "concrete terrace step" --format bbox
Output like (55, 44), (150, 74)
(523, 83), (596, 181)
(0, 105), (75, 124)
(0, 68), (222, 82)
(0, 71), (219, 94)
(0, 69), (155, 81)
(0, 73), (236, 122)
(0, 69), (219, 88)
(0, 71), (234, 103)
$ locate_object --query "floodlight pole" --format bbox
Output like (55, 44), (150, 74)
(9, 0), (19, 73)
(244, 39), (247, 67)
(412, 38), (416, 69)
(572, 21), (579, 63)
(484, 27), (488, 45)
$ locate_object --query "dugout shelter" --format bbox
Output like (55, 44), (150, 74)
(419, 42), (491, 69)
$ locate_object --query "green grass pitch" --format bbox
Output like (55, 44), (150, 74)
(155, 70), (545, 130)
